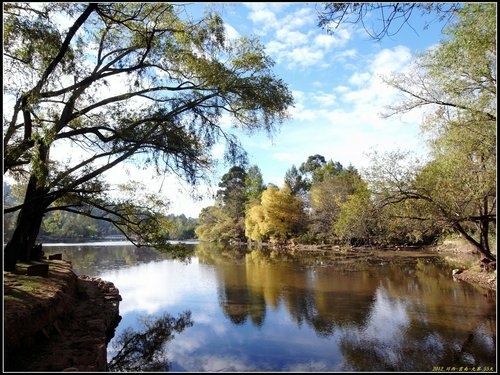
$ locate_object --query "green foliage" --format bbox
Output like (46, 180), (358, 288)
(284, 155), (349, 198)
(196, 206), (239, 243)
(216, 166), (247, 220)
(154, 242), (196, 262)
(309, 167), (362, 242)
(284, 165), (307, 195)
(299, 154), (327, 185)
(3, 3), (293, 264)
(245, 165), (265, 202)
(333, 178), (377, 245)
(371, 3), (496, 258)
(3, 181), (26, 239)
(245, 203), (267, 242)
(4, 3), (76, 72)
(197, 165), (264, 243)
(40, 210), (98, 239)
(165, 214), (198, 240)
(195, 241), (248, 264)
(37, 203), (197, 242)
(425, 3), (496, 118)
(378, 199), (442, 246)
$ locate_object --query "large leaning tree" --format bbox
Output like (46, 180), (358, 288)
(368, 3), (496, 261)
(3, 3), (293, 271)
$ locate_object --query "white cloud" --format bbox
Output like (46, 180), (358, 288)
(312, 92), (337, 107)
(276, 105), (427, 172)
(337, 287), (411, 369)
(286, 361), (331, 372)
(276, 29), (309, 46)
(312, 81), (324, 88)
(314, 29), (351, 50)
(289, 103), (320, 122)
(246, 5), (279, 34)
(335, 48), (357, 60)
(272, 152), (300, 163)
(340, 46), (416, 111)
(348, 72), (371, 86)
(370, 45), (413, 76)
(334, 28), (353, 45)
(172, 353), (257, 372)
(265, 40), (287, 56)
(244, 3), (346, 71)
(100, 258), (217, 315)
(248, 43), (429, 176)
(281, 7), (315, 30)
(224, 23), (240, 41)
(314, 34), (336, 49)
(211, 143), (226, 160)
(287, 47), (326, 69)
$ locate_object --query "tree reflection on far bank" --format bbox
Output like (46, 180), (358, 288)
(196, 243), (496, 371)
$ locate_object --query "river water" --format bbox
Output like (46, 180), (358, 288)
(42, 241), (496, 372)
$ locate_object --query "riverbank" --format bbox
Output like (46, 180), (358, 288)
(4, 259), (122, 372)
(433, 237), (496, 292)
(255, 238), (496, 292)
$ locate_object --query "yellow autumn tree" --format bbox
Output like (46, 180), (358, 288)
(245, 184), (304, 244)
(245, 204), (266, 242)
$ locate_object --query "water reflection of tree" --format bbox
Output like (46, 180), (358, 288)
(197, 242), (495, 371)
(43, 245), (168, 275)
(107, 311), (193, 372)
(338, 269), (496, 372)
(217, 266), (267, 327)
(44, 243), (196, 275)
(202, 244), (379, 333)
(196, 241), (247, 264)
(154, 243), (196, 263)
(196, 242), (268, 326)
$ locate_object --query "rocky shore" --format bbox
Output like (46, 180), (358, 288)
(434, 238), (496, 292)
(4, 259), (122, 372)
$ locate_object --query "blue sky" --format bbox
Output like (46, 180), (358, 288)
(4, 2), (454, 219)
(158, 2), (450, 217)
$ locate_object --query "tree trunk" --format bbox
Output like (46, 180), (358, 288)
(454, 223), (496, 262)
(3, 180), (50, 272)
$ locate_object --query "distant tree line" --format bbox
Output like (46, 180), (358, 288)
(196, 157), (440, 248)
(198, 3), (496, 262)
(4, 182), (197, 241)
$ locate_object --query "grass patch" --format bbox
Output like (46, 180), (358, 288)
(4, 260), (75, 312)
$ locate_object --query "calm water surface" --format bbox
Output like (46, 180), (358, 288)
(43, 242), (496, 372)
